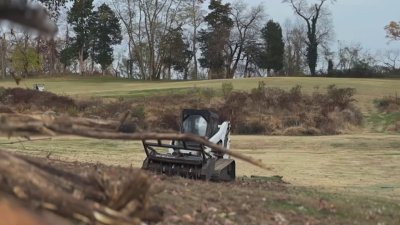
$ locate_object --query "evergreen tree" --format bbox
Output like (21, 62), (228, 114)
(91, 4), (122, 73)
(162, 27), (192, 79)
(62, 2), (121, 74)
(261, 20), (284, 74)
(66, 0), (94, 74)
(198, 0), (233, 79)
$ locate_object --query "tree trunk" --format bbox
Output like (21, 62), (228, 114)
(308, 44), (318, 76)
(0, 33), (6, 79)
(192, 26), (198, 80)
(79, 48), (84, 76)
(244, 55), (249, 77)
(49, 38), (56, 75)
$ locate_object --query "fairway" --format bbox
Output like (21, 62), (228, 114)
(2, 133), (400, 201)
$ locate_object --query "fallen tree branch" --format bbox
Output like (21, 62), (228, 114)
(0, 113), (272, 170)
(48, 123), (272, 171)
(0, 137), (52, 145)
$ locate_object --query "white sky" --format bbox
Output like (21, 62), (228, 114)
(235, 0), (400, 52)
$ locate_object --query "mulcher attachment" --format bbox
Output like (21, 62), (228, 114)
(142, 139), (235, 181)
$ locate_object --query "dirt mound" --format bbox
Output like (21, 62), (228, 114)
(0, 88), (76, 112)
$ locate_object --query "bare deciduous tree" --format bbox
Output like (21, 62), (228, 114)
(382, 49), (400, 70)
(181, 0), (205, 80)
(112, 0), (184, 80)
(226, 1), (265, 78)
(283, 0), (335, 76)
(283, 19), (307, 75)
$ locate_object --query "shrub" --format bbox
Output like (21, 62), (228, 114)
(325, 85), (356, 110)
(282, 126), (321, 136)
(158, 111), (180, 131)
(372, 95), (400, 133)
(236, 121), (266, 134)
(0, 84), (364, 136)
(374, 95), (400, 113)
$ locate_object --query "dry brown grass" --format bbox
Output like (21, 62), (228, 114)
(0, 84), (364, 135)
(2, 133), (400, 201)
(143, 84), (363, 135)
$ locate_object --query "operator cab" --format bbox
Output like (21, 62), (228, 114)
(171, 109), (220, 155)
(181, 109), (220, 138)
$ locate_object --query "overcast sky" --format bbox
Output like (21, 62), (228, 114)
(234, 0), (400, 52)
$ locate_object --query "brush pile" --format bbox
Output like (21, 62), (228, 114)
(0, 151), (162, 225)
(0, 110), (167, 225)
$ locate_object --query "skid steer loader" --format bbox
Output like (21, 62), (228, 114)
(142, 109), (235, 181)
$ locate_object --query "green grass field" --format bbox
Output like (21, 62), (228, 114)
(1, 76), (400, 202)
(1, 76), (400, 112)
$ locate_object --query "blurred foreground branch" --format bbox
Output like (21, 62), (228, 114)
(0, 113), (272, 170)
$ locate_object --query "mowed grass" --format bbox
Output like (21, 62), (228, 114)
(1, 76), (400, 112)
(2, 134), (400, 201)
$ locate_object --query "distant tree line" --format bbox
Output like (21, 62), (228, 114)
(0, 0), (399, 80)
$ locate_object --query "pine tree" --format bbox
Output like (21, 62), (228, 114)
(198, 0), (233, 79)
(91, 4), (122, 73)
(261, 20), (285, 74)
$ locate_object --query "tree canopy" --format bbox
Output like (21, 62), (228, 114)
(62, 1), (121, 74)
(12, 45), (42, 74)
(91, 4), (122, 72)
(385, 21), (400, 41)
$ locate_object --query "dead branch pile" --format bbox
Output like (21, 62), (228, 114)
(0, 151), (162, 225)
